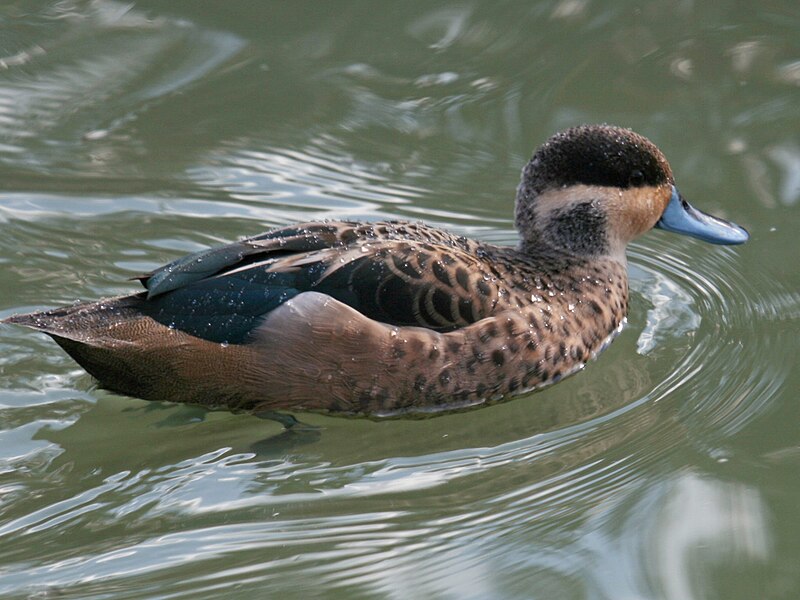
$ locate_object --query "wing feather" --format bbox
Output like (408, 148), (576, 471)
(137, 220), (503, 340)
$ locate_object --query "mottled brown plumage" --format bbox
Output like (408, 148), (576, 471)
(2, 125), (749, 425)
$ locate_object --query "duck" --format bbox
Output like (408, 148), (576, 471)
(2, 125), (749, 427)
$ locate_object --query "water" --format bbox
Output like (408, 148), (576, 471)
(1, 1), (799, 598)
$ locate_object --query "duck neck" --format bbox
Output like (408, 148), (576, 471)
(516, 234), (627, 272)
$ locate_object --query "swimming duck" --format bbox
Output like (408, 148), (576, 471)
(3, 125), (748, 426)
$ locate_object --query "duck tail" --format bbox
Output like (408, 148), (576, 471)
(2, 294), (146, 342)
(3, 295), (263, 407)
(1, 295), (162, 398)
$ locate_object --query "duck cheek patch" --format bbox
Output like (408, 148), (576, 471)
(545, 201), (608, 255)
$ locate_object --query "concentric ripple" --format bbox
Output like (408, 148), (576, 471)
(1, 2), (797, 597)
(0, 232), (790, 598)
(629, 239), (792, 439)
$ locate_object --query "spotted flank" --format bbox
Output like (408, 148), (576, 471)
(2, 125), (749, 425)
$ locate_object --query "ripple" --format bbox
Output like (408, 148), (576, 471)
(582, 472), (770, 599)
(0, 0), (797, 596)
(1, 226), (787, 594)
(629, 238), (792, 438)
(188, 136), (507, 231)
(0, 212), (788, 598)
(0, 1), (244, 177)
(188, 138), (425, 216)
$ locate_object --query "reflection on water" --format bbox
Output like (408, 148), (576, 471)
(0, 1), (244, 180)
(586, 473), (770, 600)
(0, 233), (791, 597)
(0, 0), (798, 598)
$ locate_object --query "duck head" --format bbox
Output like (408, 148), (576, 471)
(515, 125), (749, 259)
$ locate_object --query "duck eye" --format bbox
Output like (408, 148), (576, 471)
(629, 170), (644, 186)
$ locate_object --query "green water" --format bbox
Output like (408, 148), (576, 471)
(1, 1), (798, 598)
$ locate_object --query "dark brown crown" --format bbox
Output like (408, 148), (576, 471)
(520, 125), (673, 196)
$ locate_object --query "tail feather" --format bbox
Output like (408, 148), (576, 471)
(3, 294), (264, 408)
(2, 294), (170, 400)
(2, 294), (147, 344)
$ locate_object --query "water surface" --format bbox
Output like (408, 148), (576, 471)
(1, 1), (799, 598)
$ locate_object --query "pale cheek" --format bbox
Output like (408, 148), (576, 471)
(617, 202), (656, 240)
(640, 196), (660, 229)
(633, 190), (668, 233)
